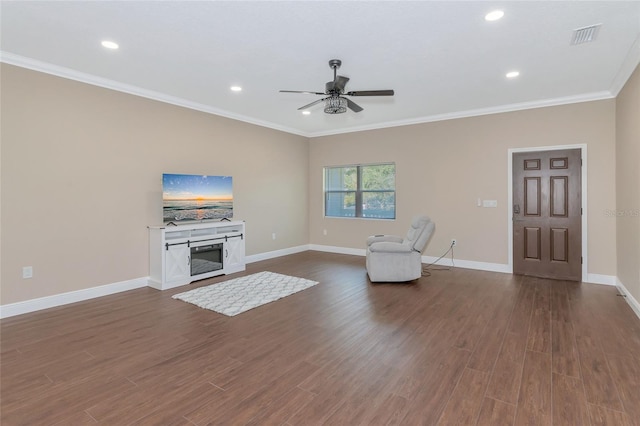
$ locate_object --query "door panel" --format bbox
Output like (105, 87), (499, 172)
(524, 177), (541, 216)
(550, 176), (568, 217)
(513, 149), (582, 281)
(550, 228), (569, 262)
(524, 227), (541, 259)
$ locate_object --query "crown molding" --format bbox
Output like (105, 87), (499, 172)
(0, 51), (310, 137)
(0, 51), (624, 139)
(308, 90), (616, 137)
(610, 33), (640, 96)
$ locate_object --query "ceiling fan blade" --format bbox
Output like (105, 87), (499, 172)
(345, 90), (394, 96)
(297, 97), (328, 110)
(280, 90), (325, 95)
(346, 98), (363, 113)
(334, 75), (350, 93)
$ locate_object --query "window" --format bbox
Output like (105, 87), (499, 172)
(324, 163), (396, 219)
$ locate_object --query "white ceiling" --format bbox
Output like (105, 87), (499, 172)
(2, 1), (639, 137)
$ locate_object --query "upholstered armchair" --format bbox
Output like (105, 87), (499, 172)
(366, 215), (435, 282)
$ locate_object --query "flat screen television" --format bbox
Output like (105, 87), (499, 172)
(162, 173), (233, 223)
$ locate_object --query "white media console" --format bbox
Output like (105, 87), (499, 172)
(148, 220), (246, 290)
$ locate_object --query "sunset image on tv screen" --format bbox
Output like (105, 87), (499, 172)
(162, 174), (233, 222)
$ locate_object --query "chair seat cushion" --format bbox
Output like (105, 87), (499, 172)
(368, 242), (413, 253)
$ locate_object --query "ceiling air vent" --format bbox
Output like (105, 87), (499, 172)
(571, 24), (601, 45)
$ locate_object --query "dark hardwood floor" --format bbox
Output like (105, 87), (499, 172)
(2, 251), (640, 425)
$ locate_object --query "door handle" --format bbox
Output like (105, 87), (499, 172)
(513, 204), (520, 214)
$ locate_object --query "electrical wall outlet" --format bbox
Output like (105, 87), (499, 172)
(451, 239), (457, 247)
(23, 266), (33, 279)
(272, 232), (276, 240)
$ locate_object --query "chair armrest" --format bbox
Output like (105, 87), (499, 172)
(366, 235), (403, 246)
(368, 241), (413, 253)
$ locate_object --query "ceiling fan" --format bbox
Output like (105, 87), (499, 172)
(280, 59), (394, 114)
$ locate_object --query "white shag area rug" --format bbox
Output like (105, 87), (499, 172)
(172, 271), (319, 316)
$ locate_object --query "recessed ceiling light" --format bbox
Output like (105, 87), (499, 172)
(485, 10), (504, 21)
(302, 111), (311, 115)
(230, 86), (242, 92)
(101, 40), (119, 50)
(506, 71), (520, 78)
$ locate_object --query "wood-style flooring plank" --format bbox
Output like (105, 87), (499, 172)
(513, 350), (552, 425)
(466, 285), (518, 373)
(87, 382), (223, 424)
(243, 386), (316, 426)
(484, 329), (529, 405)
(552, 372), (590, 426)
(51, 411), (98, 425)
(436, 367), (490, 425)
(360, 394), (408, 426)
(527, 279), (551, 353)
(322, 361), (399, 424)
(574, 333), (624, 412)
(550, 280), (572, 323)
(605, 354), (640, 423)
(186, 360), (320, 425)
(1, 372), (137, 425)
(476, 397), (516, 426)
(397, 346), (471, 424)
(2, 251), (639, 425)
(551, 319), (581, 378)
(588, 404), (634, 426)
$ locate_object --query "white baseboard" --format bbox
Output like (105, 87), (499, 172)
(309, 245), (618, 280)
(585, 273), (618, 286)
(310, 244), (510, 274)
(1, 245), (311, 319)
(245, 244), (310, 264)
(422, 255), (511, 274)
(309, 244), (367, 257)
(0, 277), (148, 319)
(616, 278), (640, 320)
(0, 245), (627, 319)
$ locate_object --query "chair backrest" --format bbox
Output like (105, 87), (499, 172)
(403, 215), (435, 253)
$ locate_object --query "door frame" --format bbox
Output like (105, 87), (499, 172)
(507, 143), (588, 281)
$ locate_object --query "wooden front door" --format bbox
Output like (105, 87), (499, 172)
(513, 149), (582, 281)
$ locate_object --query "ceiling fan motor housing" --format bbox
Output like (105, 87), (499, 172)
(279, 58), (394, 114)
(328, 59), (342, 70)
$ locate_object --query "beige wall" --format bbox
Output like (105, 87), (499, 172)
(309, 100), (617, 276)
(615, 64), (640, 304)
(0, 64), (309, 305)
(0, 62), (629, 308)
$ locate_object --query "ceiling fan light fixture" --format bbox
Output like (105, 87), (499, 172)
(324, 97), (347, 114)
(281, 59), (394, 114)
